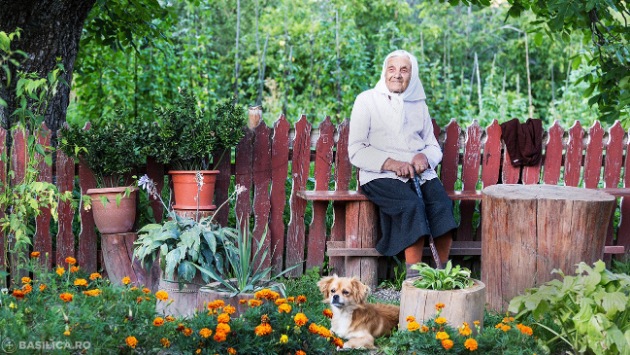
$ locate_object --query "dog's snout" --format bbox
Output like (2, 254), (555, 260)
(332, 294), (339, 303)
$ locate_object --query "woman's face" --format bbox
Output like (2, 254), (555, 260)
(385, 55), (412, 93)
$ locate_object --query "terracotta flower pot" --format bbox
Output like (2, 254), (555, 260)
(169, 170), (219, 210)
(86, 187), (137, 234)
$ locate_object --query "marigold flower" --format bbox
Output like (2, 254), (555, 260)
(275, 298), (287, 305)
(261, 314), (270, 323)
(130, 286), (138, 291)
(125, 336), (138, 349)
(195, 349), (201, 354)
(435, 317), (447, 325)
(207, 299), (225, 310)
(407, 320), (420, 331)
(199, 327), (212, 338)
(217, 313), (230, 323)
(89, 272), (102, 280)
(30, 251), (40, 258)
(65, 256), (77, 265)
(12, 289), (25, 299)
(296, 295), (307, 303)
(459, 323), (472, 336)
(22, 284), (33, 294)
(323, 309), (333, 319)
(141, 287), (150, 294)
(406, 315), (416, 322)
(421, 325), (429, 333)
(501, 324), (511, 332)
(279, 334), (288, 344)
(278, 303), (292, 313)
(59, 292), (73, 302)
(441, 339), (454, 350)
(503, 316), (515, 323)
(56, 266), (65, 276)
(287, 296), (295, 302)
(70, 266), (80, 273)
(435, 331), (450, 340)
(39, 284), (47, 292)
(160, 338), (170, 348)
(464, 338), (478, 351)
(333, 337), (344, 348)
(473, 320), (480, 326)
(83, 289), (102, 297)
(224, 305), (236, 315)
(255, 288), (280, 300)
(227, 348), (236, 355)
(254, 323), (272, 336)
(248, 299), (262, 307)
(74, 278), (88, 287)
(176, 323), (185, 331)
(64, 329), (71, 336)
(294, 313), (308, 326)
(318, 327), (332, 338)
(21, 277), (31, 284)
(239, 299), (247, 304)
(121, 276), (131, 285)
(136, 296), (144, 303)
(153, 317), (165, 326)
(216, 323), (231, 334)
(296, 351), (306, 355)
(165, 315), (175, 322)
(517, 324), (533, 336)
(155, 290), (169, 301)
(213, 331), (227, 342)
(435, 303), (445, 311)
(183, 327), (193, 336)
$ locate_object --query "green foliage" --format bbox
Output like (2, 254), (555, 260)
(411, 260), (474, 290)
(508, 260), (630, 354)
(0, 29), (27, 109)
(378, 258), (406, 291)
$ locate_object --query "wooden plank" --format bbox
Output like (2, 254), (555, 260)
(564, 121), (583, 187)
(286, 116), (311, 276)
(252, 123), (272, 271)
(331, 120), (351, 276)
(234, 127), (254, 228)
(0, 126), (6, 286)
(603, 122), (625, 256)
(10, 126), (28, 279)
(583, 121), (604, 188)
(306, 117), (334, 270)
(542, 121), (563, 185)
(617, 127), (630, 254)
(34, 123), (53, 268)
(212, 147), (232, 226)
(145, 157), (165, 223)
(459, 121), (483, 241)
(56, 148), (75, 267)
(270, 116), (290, 274)
(440, 119), (460, 192)
(297, 190), (368, 201)
(481, 120), (501, 188)
(77, 148), (98, 273)
(326, 241), (484, 257)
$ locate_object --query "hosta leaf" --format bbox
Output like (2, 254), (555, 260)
(599, 291), (628, 317)
(178, 260), (196, 282)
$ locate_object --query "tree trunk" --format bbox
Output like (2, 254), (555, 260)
(0, 0), (96, 134)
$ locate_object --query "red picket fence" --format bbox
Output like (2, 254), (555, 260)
(1, 117), (629, 283)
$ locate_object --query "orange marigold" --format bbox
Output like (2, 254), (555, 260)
(323, 309), (333, 319)
(199, 328), (212, 338)
(421, 325), (429, 333)
(308, 323), (319, 334)
(22, 284), (33, 294)
(74, 278), (88, 287)
(254, 323), (272, 336)
(255, 288), (280, 300)
(239, 299), (247, 304)
(296, 295), (307, 304)
(464, 338), (478, 351)
(183, 327), (193, 336)
(441, 339), (454, 350)
(21, 277), (31, 284)
(287, 296), (295, 302)
(459, 323), (472, 337)
(207, 299), (225, 310)
(227, 347), (237, 355)
(142, 287), (151, 294)
(318, 327), (332, 338)
(217, 313), (230, 323)
(503, 316), (515, 323)
(278, 303), (292, 313)
(121, 276), (131, 285)
(70, 266), (80, 273)
(435, 303), (445, 311)
(435, 331), (450, 340)
(501, 324), (511, 332)
(83, 289), (102, 297)
(165, 315), (176, 322)
(160, 338), (171, 348)
(89, 272), (102, 280)
(517, 324), (533, 336)
(216, 323), (231, 334)
(39, 284), (47, 292)
(333, 337), (344, 348)
(155, 290), (169, 301)
(125, 336), (138, 348)
(248, 299), (262, 307)
(224, 305), (236, 315)
(56, 266), (65, 276)
(153, 317), (165, 327)
(30, 251), (40, 258)
(296, 351), (306, 355)
(407, 320), (420, 331)
(12, 289), (25, 299)
(65, 256), (77, 265)
(294, 313), (308, 326)
(275, 298), (287, 305)
(435, 317), (447, 325)
(406, 315), (416, 322)
(213, 331), (227, 342)
(59, 292), (73, 302)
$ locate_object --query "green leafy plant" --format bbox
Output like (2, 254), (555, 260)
(508, 260), (630, 354)
(410, 260), (474, 290)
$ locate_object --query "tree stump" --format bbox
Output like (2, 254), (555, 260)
(481, 184), (615, 312)
(101, 232), (159, 290)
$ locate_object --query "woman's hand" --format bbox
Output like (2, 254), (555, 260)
(411, 153), (429, 174)
(382, 158), (416, 177)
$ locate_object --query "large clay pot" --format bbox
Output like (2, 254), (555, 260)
(169, 170), (219, 210)
(156, 273), (206, 318)
(399, 278), (486, 333)
(196, 281), (258, 317)
(86, 187), (137, 234)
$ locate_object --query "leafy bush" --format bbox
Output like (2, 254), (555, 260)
(410, 260), (474, 290)
(509, 260), (630, 354)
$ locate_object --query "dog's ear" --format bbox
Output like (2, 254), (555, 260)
(317, 276), (335, 298)
(350, 278), (369, 304)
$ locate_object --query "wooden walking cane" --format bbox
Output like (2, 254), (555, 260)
(413, 174), (443, 269)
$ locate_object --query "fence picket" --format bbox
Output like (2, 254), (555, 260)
(34, 123), (53, 268)
(55, 149), (75, 266)
(584, 121), (605, 188)
(565, 122), (584, 187)
(542, 122), (563, 185)
(269, 115), (290, 274)
(252, 123), (272, 271)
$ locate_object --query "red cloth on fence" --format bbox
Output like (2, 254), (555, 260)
(500, 118), (543, 167)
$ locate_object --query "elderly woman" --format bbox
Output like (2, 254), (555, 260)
(348, 49), (457, 278)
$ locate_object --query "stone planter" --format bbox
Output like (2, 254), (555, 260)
(197, 282), (256, 317)
(156, 273), (206, 318)
(399, 278), (486, 332)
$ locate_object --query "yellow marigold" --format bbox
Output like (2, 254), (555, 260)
(278, 303), (292, 313)
(207, 299), (225, 310)
(296, 351), (306, 355)
(22, 284), (33, 294)
(279, 334), (288, 344)
(421, 325), (429, 333)
(224, 305), (236, 315)
(406, 315), (416, 322)
(464, 338), (478, 351)
(227, 347), (236, 354)
(155, 290), (169, 301)
(70, 266), (79, 273)
(517, 324), (533, 336)
(83, 289), (102, 297)
(39, 284), (47, 292)
(125, 336), (138, 349)
(121, 276), (131, 285)
(199, 328), (212, 338)
(317, 326), (332, 338)
(89, 272), (102, 280)
(183, 327), (193, 336)
(74, 278), (88, 287)
(473, 320), (480, 326)
(254, 323), (272, 336)
(435, 317), (447, 325)
(333, 337), (344, 348)
(294, 313), (308, 326)
(30, 251), (40, 258)
(21, 277), (31, 284)
(142, 287), (151, 294)
(407, 320), (421, 331)
(64, 329), (71, 336)
(165, 315), (175, 322)
(213, 331), (227, 342)
(275, 298), (287, 305)
(56, 266), (65, 276)
(501, 324), (511, 332)
(59, 292), (73, 302)
(435, 303), (445, 311)
(459, 323), (472, 337)
(160, 338), (170, 348)
(216, 323), (231, 334)
(65, 256), (77, 265)
(248, 299), (262, 307)
(435, 331), (450, 340)
(323, 309), (333, 319)
(441, 339), (454, 350)
(12, 289), (25, 299)
(296, 295), (307, 304)
(153, 317), (165, 327)
(287, 296), (295, 302)
(217, 313), (230, 323)
(130, 286), (138, 292)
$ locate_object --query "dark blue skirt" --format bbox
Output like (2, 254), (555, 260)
(361, 178), (457, 256)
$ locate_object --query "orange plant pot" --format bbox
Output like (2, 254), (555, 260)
(169, 170), (219, 210)
(86, 187), (137, 234)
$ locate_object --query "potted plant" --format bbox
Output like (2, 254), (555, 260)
(146, 90), (246, 212)
(399, 260), (486, 333)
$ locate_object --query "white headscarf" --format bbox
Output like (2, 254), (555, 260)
(374, 49), (426, 101)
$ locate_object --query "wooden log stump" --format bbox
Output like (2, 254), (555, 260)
(481, 184), (615, 312)
(101, 232), (159, 290)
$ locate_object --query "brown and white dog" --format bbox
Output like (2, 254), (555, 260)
(317, 275), (399, 349)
